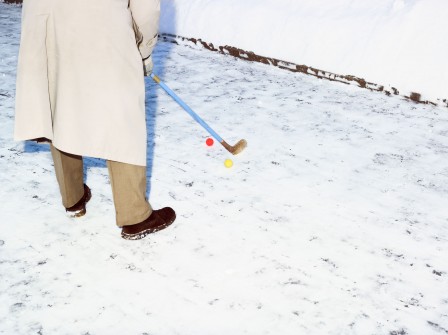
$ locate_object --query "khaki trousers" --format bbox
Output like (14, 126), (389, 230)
(50, 145), (152, 227)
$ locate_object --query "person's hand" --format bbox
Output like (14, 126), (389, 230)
(143, 55), (153, 76)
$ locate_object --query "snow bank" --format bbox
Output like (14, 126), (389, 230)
(160, 0), (448, 104)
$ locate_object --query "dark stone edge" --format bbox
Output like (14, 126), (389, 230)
(160, 33), (448, 109)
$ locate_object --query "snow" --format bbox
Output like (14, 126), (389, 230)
(160, 0), (448, 104)
(1, 2), (448, 334)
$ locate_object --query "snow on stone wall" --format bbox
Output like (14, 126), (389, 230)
(160, 0), (448, 105)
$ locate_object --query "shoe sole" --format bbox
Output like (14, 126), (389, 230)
(121, 214), (176, 240)
(67, 189), (92, 218)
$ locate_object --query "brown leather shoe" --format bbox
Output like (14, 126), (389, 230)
(121, 207), (176, 240)
(65, 184), (92, 218)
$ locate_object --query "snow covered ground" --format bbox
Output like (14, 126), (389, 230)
(1, 3), (448, 334)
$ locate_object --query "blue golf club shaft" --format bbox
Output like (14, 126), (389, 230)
(151, 73), (223, 143)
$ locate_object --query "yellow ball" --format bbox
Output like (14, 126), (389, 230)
(224, 159), (233, 168)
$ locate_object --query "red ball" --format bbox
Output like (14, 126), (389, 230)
(206, 138), (214, 146)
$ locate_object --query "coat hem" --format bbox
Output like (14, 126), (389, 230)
(15, 137), (147, 167)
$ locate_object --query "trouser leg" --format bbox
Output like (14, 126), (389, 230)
(50, 144), (85, 208)
(107, 160), (152, 227)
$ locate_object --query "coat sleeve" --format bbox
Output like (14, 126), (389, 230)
(129, 0), (160, 60)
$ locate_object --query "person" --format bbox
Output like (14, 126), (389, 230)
(14, 0), (176, 240)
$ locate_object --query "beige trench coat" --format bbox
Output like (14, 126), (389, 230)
(14, 0), (160, 166)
